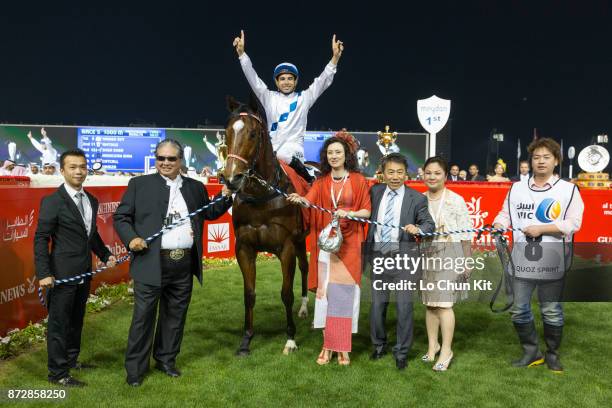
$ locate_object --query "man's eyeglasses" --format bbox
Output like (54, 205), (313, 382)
(156, 156), (178, 162)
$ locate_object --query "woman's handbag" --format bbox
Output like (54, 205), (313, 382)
(317, 215), (343, 253)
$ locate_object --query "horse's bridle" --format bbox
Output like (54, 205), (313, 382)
(226, 112), (263, 171)
(225, 111), (285, 203)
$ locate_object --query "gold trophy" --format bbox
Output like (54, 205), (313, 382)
(375, 125), (399, 182)
(377, 125), (398, 156)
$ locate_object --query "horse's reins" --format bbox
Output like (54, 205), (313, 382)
(477, 224), (516, 312)
(249, 173), (523, 237)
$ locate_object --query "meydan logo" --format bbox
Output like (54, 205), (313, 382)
(536, 198), (562, 223)
(208, 223), (230, 253)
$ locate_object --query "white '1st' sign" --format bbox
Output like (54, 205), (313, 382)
(417, 95), (451, 157)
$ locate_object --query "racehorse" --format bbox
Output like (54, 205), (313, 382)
(223, 96), (309, 356)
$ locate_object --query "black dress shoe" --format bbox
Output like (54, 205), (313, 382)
(72, 361), (96, 370)
(396, 359), (407, 370)
(370, 348), (387, 360)
(155, 363), (181, 377)
(50, 376), (86, 387)
(126, 377), (142, 387)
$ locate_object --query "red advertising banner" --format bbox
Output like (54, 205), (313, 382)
(0, 185), (131, 336)
(1, 180), (610, 335)
(201, 184), (235, 259)
(0, 183), (236, 336)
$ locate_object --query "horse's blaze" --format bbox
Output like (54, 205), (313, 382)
(232, 119), (245, 132)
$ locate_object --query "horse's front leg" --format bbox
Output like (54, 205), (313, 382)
(296, 240), (309, 318)
(279, 240), (298, 355)
(236, 242), (256, 356)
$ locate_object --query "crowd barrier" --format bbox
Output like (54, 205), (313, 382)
(1, 178), (610, 335)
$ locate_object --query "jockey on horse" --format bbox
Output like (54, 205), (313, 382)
(232, 30), (344, 183)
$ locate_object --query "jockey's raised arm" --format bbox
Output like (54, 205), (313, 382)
(232, 30), (344, 183)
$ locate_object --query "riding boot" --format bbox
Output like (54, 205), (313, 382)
(543, 323), (564, 373)
(511, 321), (545, 367)
(289, 157), (314, 183)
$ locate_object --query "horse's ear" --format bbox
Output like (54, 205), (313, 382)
(248, 92), (260, 115)
(226, 95), (240, 113)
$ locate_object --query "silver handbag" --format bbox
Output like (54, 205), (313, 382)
(318, 216), (343, 253)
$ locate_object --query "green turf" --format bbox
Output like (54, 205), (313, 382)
(1, 260), (611, 407)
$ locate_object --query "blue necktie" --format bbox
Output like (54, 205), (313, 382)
(380, 189), (397, 254)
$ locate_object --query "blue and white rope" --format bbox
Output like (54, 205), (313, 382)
(37, 195), (228, 307)
(37, 177), (517, 306)
(251, 176), (522, 237)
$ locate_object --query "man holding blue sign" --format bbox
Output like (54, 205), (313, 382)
(232, 30), (344, 182)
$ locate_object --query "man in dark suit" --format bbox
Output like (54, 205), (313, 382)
(35, 149), (117, 387)
(467, 163), (486, 181)
(113, 139), (232, 387)
(510, 160), (531, 182)
(366, 153), (435, 370)
(447, 164), (463, 181)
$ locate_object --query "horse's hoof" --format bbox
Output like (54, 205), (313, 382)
(283, 340), (298, 355)
(236, 332), (253, 357)
(282, 346), (296, 355)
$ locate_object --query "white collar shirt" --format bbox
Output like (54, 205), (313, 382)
(529, 174), (558, 190)
(375, 185), (405, 242)
(160, 174), (194, 250)
(63, 183), (92, 236)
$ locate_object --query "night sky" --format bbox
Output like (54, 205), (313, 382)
(1, 1), (610, 173)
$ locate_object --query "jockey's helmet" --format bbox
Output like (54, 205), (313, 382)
(273, 62), (299, 81)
